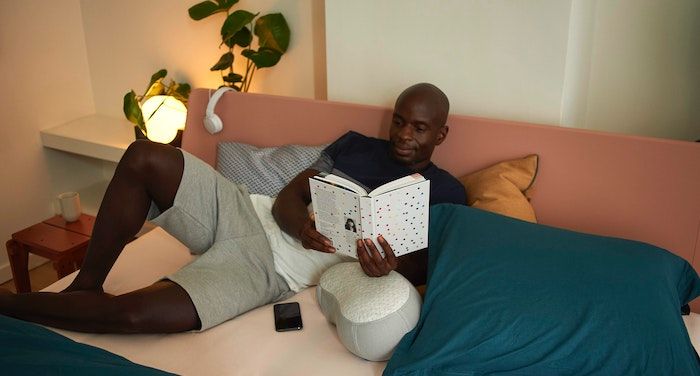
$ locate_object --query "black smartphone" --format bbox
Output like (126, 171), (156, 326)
(274, 302), (303, 332)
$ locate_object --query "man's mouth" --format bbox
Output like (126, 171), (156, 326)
(393, 145), (414, 157)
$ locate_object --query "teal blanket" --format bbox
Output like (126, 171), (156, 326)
(384, 204), (700, 376)
(0, 315), (173, 375)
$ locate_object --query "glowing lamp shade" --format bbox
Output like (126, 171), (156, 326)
(141, 95), (187, 144)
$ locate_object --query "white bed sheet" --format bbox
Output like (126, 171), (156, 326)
(42, 227), (385, 376)
(42, 226), (700, 375)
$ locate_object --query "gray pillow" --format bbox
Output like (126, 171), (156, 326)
(217, 142), (327, 196)
(317, 262), (422, 361)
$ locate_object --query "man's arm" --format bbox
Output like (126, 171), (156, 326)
(273, 167), (428, 283)
(272, 168), (335, 253)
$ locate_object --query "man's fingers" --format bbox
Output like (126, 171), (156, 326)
(377, 235), (398, 269)
(300, 220), (335, 253)
(363, 238), (393, 275)
(356, 240), (372, 275)
(357, 239), (380, 276)
(304, 238), (333, 253)
(364, 239), (388, 273)
(309, 232), (335, 252)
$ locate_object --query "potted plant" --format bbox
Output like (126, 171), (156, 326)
(123, 69), (191, 146)
(188, 0), (290, 91)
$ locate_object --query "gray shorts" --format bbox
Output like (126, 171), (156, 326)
(148, 150), (293, 330)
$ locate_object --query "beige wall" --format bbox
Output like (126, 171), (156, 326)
(582, 0), (700, 140)
(326, 0), (573, 124)
(80, 0), (323, 118)
(326, 0), (700, 141)
(0, 0), (98, 281)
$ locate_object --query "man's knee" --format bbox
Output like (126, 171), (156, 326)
(121, 140), (154, 176)
(108, 298), (198, 333)
(108, 283), (200, 333)
(111, 306), (150, 333)
(120, 140), (177, 181)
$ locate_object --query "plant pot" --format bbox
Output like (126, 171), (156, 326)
(134, 126), (148, 141)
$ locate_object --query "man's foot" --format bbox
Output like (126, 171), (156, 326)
(62, 280), (104, 294)
(61, 270), (111, 294)
(62, 288), (114, 298)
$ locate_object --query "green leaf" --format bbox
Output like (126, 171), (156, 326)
(215, 0), (239, 9)
(188, 1), (224, 20)
(254, 13), (290, 53)
(175, 82), (191, 98)
(222, 73), (243, 83)
(221, 10), (257, 44)
(225, 27), (252, 48)
(242, 47), (282, 68)
(166, 82), (191, 106)
(210, 52), (234, 71)
(144, 69), (167, 95)
(123, 90), (146, 133)
(148, 69), (167, 87)
(144, 81), (165, 99)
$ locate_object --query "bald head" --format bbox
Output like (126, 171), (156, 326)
(395, 83), (450, 127)
(389, 83), (450, 171)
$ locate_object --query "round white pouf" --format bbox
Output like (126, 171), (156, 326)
(316, 262), (422, 361)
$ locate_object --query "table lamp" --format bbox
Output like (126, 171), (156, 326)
(141, 95), (187, 146)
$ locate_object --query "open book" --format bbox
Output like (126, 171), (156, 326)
(309, 173), (430, 258)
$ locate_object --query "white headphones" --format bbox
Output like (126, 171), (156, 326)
(204, 87), (235, 134)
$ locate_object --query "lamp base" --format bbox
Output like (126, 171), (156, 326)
(133, 127), (183, 148)
(134, 126), (148, 141)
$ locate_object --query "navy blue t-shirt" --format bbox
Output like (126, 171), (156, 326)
(310, 131), (466, 205)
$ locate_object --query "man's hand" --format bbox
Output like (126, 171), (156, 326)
(299, 215), (336, 253)
(356, 235), (398, 277)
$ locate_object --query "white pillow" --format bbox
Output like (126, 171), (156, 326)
(317, 262), (422, 361)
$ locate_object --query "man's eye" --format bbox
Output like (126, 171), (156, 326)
(416, 127), (427, 133)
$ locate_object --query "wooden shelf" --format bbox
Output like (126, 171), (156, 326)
(40, 114), (135, 162)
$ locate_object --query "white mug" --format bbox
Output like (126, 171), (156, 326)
(58, 191), (82, 222)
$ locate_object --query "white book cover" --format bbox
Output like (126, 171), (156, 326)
(309, 173), (430, 258)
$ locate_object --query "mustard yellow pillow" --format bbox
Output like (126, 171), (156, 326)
(458, 155), (538, 223)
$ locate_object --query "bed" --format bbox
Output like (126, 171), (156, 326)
(8, 89), (700, 374)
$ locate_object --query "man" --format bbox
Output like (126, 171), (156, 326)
(0, 83), (466, 333)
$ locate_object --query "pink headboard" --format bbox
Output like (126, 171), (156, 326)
(183, 88), (700, 306)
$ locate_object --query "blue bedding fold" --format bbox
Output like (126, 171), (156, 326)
(0, 314), (173, 375)
(384, 204), (700, 376)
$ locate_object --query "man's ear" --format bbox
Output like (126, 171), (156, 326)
(435, 125), (449, 145)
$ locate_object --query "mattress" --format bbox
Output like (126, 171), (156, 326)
(42, 226), (700, 375)
(42, 227), (385, 376)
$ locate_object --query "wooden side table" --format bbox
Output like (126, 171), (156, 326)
(5, 214), (95, 293)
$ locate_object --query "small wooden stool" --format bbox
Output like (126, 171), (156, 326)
(6, 214), (95, 293)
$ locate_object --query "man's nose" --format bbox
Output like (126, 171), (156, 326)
(398, 124), (414, 139)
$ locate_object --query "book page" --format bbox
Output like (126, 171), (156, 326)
(309, 179), (362, 257)
(312, 174), (368, 196)
(368, 173), (425, 197)
(365, 180), (430, 257)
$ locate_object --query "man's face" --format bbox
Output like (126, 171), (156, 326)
(389, 93), (447, 171)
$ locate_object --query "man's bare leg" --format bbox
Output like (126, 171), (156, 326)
(67, 140), (184, 292)
(0, 281), (200, 333)
(0, 140), (201, 332)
